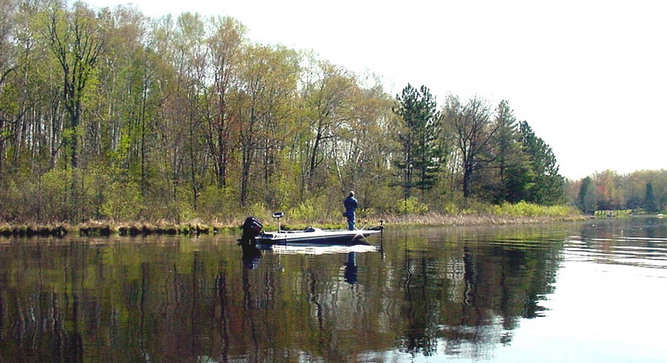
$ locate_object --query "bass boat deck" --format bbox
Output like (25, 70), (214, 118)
(256, 227), (381, 245)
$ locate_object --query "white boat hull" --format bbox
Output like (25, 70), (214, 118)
(255, 228), (381, 245)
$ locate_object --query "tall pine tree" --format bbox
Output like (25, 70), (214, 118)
(518, 121), (564, 205)
(393, 84), (441, 199)
(492, 100), (532, 203)
(577, 176), (596, 213)
(644, 183), (658, 212)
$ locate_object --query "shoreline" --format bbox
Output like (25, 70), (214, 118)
(0, 213), (590, 238)
(376, 213), (589, 227)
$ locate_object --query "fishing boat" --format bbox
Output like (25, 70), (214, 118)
(256, 227), (381, 245)
(241, 213), (383, 246)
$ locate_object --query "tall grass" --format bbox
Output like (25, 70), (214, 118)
(594, 209), (632, 218)
(485, 201), (578, 217)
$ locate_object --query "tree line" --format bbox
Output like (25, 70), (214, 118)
(0, 0), (565, 223)
(568, 169), (666, 214)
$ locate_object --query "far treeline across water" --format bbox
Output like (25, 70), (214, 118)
(566, 170), (666, 215)
(0, 1), (662, 224)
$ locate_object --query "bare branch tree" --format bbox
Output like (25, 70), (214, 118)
(444, 95), (498, 200)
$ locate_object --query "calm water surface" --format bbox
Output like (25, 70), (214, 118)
(0, 217), (665, 362)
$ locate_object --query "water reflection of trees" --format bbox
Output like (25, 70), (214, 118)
(0, 230), (565, 361)
(386, 229), (563, 359)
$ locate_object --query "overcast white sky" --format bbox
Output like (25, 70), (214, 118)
(87, 0), (665, 179)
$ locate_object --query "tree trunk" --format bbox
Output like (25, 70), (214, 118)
(0, 117), (4, 182)
(240, 145), (251, 207)
(189, 101), (197, 211)
(140, 78), (148, 197)
(216, 131), (227, 188)
(308, 126), (323, 191)
(463, 162), (473, 199)
(71, 109), (79, 169)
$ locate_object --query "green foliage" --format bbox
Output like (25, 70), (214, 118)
(168, 199), (196, 224)
(594, 209), (631, 218)
(518, 121), (565, 205)
(267, 170), (295, 212)
(288, 199), (318, 222)
(38, 169), (72, 220)
(492, 100), (524, 202)
(0, 168), (73, 222)
(487, 201), (576, 217)
(100, 181), (141, 221)
(456, 199), (576, 217)
(356, 207), (374, 219)
(0, 83), (20, 115)
(577, 176), (597, 214)
(0, 1), (581, 224)
(393, 84), (441, 198)
(247, 202), (269, 220)
(504, 159), (536, 203)
(460, 198), (491, 215)
(441, 202), (458, 215)
(198, 185), (235, 219)
(644, 183), (658, 212)
(396, 197), (429, 215)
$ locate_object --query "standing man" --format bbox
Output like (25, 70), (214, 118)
(344, 191), (358, 230)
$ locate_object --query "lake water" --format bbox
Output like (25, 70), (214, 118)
(1, 217), (665, 362)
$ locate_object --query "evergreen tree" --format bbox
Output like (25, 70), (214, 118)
(518, 121), (564, 205)
(494, 100), (516, 183)
(491, 100), (531, 203)
(393, 84), (441, 199)
(577, 176), (596, 213)
(644, 183), (658, 212)
(504, 157), (535, 203)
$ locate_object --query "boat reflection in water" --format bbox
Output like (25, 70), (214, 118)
(256, 241), (378, 255)
(240, 238), (378, 283)
(239, 225), (378, 286)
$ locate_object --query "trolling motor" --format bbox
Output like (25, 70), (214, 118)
(241, 216), (263, 242)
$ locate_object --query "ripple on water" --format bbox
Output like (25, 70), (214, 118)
(563, 234), (667, 269)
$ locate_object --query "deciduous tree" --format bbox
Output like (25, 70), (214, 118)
(444, 96), (497, 200)
(205, 16), (245, 188)
(46, 2), (104, 169)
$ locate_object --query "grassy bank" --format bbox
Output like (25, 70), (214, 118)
(0, 202), (585, 238)
(377, 213), (586, 227)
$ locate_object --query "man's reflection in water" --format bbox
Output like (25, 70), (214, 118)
(344, 252), (358, 284)
(238, 234), (261, 270)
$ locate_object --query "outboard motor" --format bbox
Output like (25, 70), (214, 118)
(241, 216), (263, 242)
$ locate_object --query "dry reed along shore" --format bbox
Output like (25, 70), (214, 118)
(0, 212), (587, 239)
